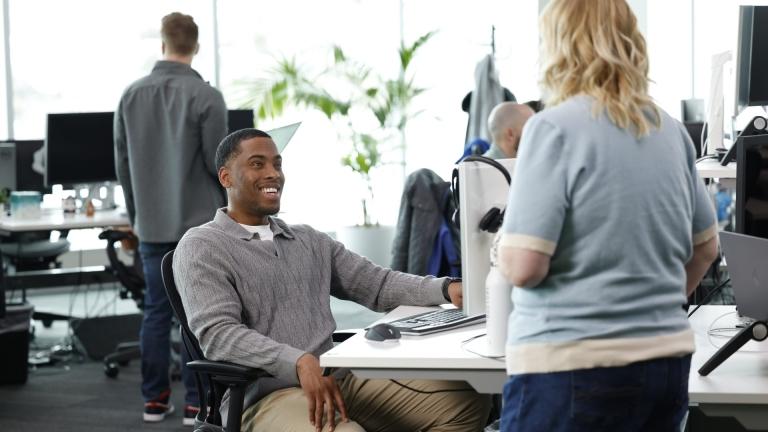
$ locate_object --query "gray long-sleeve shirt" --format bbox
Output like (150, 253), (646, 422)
(173, 208), (447, 406)
(114, 60), (228, 243)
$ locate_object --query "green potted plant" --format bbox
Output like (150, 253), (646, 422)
(248, 32), (434, 264)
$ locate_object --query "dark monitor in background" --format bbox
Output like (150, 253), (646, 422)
(681, 99), (706, 123)
(736, 134), (768, 238)
(736, 6), (768, 112)
(228, 109), (254, 133)
(684, 122), (705, 159)
(45, 112), (116, 187)
(0, 140), (49, 194)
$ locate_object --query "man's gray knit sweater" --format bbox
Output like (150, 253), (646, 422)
(173, 208), (447, 405)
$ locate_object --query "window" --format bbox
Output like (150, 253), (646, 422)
(9, 0), (213, 139)
(216, 0), (401, 230)
(0, 2), (7, 138)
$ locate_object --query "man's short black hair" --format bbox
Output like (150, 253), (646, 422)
(215, 128), (272, 170)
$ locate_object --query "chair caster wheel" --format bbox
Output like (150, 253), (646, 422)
(105, 363), (119, 378)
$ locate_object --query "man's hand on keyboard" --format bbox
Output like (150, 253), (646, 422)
(447, 282), (463, 307)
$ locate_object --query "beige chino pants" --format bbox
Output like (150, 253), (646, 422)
(241, 375), (492, 432)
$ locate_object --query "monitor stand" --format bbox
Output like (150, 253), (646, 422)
(698, 320), (768, 376)
(74, 182), (117, 210)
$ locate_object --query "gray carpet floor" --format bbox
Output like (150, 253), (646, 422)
(0, 287), (383, 431)
(0, 359), (190, 432)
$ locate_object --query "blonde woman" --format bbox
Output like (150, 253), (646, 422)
(497, 0), (718, 430)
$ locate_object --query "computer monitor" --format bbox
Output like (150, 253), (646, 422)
(735, 6), (768, 113)
(457, 158), (516, 316)
(228, 109), (254, 133)
(45, 112), (116, 187)
(0, 140), (49, 194)
(736, 134), (768, 238)
(684, 122), (705, 159)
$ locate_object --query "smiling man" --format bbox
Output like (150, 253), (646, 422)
(173, 128), (491, 432)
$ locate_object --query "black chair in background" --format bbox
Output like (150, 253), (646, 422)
(161, 249), (267, 432)
(0, 231), (70, 272)
(99, 229), (144, 378)
(0, 140), (69, 278)
(100, 230), (181, 380)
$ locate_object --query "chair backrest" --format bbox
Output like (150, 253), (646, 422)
(160, 250), (207, 363)
(99, 229), (144, 308)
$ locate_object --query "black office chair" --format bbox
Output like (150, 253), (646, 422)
(161, 250), (355, 432)
(99, 229), (144, 378)
(161, 249), (268, 432)
(0, 231), (70, 272)
(100, 230), (181, 380)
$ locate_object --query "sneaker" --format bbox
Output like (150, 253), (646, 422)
(183, 405), (200, 426)
(143, 389), (175, 422)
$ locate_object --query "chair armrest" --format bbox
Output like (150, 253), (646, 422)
(186, 360), (270, 381)
(98, 229), (135, 242)
(332, 331), (356, 343)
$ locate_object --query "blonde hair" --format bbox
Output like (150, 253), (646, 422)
(539, 0), (660, 137)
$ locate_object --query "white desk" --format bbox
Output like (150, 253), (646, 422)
(0, 208), (129, 233)
(696, 158), (736, 179)
(689, 305), (768, 429)
(0, 207), (130, 308)
(323, 304), (768, 423)
(321, 306), (505, 393)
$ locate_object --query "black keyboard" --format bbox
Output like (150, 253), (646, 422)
(387, 309), (486, 335)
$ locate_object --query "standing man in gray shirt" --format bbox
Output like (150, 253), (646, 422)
(174, 129), (491, 432)
(114, 12), (228, 426)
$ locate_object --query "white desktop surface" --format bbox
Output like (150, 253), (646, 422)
(323, 304), (768, 406)
(689, 305), (768, 405)
(320, 305), (505, 393)
(0, 208), (130, 232)
(696, 158), (736, 179)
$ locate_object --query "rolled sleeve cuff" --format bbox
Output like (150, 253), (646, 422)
(693, 223), (718, 246)
(426, 277), (451, 305)
(500, 233), (557, 256)
(274, 344), (306, 385)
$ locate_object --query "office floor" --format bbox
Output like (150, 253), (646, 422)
(0, 284), (383, 431)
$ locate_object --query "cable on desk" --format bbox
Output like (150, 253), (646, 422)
(387, 379), (477, 394)
(688, 278), (730, 318)
(706, 310), (768, 353)
(696, 155), (719, 163)
(459, 333), (506, 361)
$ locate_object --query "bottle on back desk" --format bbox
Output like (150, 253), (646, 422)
(85, 199), (95, 217)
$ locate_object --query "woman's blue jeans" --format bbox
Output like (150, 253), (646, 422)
(501, 355), (691, 432)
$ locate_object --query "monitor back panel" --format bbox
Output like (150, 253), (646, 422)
(458, 158), (515, 316)
(720, 231), (768, 321)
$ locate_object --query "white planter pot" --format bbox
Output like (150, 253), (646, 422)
(336, 225), (395, 268)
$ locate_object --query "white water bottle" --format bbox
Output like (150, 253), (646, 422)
(485, 265), (512, 357)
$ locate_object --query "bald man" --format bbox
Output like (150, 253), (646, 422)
(484, 102), (535, 159)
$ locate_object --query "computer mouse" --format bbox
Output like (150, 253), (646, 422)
(364, 323), (401, 342)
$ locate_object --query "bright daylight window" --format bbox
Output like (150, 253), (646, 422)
(9, 0), (213, 139)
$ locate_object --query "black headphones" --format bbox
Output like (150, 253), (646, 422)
(451, 155), (512, 234)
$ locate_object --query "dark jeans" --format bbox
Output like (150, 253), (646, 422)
(139, 242), (198, 406)
(500, 355), (691, 432)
